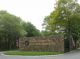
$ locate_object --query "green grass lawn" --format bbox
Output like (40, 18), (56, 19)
(4, 51), (63, 56)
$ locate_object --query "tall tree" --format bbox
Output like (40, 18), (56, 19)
(43, 0), (80, 52)
(0, 11), (25, 50)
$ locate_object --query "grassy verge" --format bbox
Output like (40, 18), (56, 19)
(4, 51), (63, 56)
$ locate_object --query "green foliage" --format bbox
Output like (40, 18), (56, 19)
(43, 0), (80, 51)
(0, 10), (41, 50)
(22, 22), (41, 37)
(41, 30), (52, 36)
(0, 11), (25, 50)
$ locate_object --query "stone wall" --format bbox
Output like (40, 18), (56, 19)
(19, 36), (64, 52)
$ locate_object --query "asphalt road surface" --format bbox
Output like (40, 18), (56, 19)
(0, 50), (80, 59)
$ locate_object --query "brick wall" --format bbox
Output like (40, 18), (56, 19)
(19, 36), (64, 52)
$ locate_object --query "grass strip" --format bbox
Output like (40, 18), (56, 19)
(4, 51), (63, 56)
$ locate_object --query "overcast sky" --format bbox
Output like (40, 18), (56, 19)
(0, 0), (80, 30)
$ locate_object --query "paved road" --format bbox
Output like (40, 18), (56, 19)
(0, 50), (80, 59)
